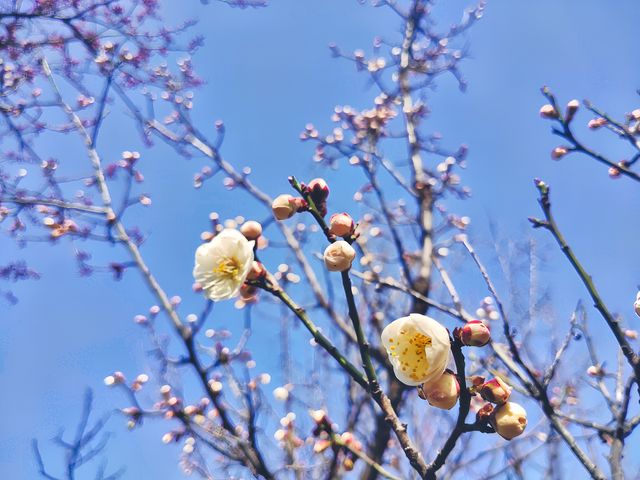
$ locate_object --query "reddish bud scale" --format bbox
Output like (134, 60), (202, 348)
(479, 377), (512, 405)
(455, 320), (491, 347)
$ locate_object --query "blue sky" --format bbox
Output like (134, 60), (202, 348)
(1, 0), (640, 478)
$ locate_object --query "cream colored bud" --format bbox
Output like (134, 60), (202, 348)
(323, 241), (356, 272)
(420, 371), (460, 410)
(539, 104), (558, 119)
(634, 296), (640, 318)
(329, 213), (355, 237)
(551, 146), (569, 160)
(588, 117), (607, 129)
(490, 402), (528, 440)
(272, 194), (298, 220)
(479, 377), (512, 405)
(240, 220), (263, 240)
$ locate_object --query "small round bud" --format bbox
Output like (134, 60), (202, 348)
(631, 109), (640, 121)
(551, 146), (569, 160)
(329, 213), (355, 237)
(456, 320), (491, 347)
(566, 99), (580, 118)
(587, 365), (603, 376)
(307, 178), (330, 201)
(240, 220), (262, 240)
(323, 241), (356, 272)
(419, 370), (460, 410)
(609, 166), (621, 179)
(539, 104), (558, 119)
(634, 294), (640, 317)
(490, 402), (528, 440)
(272, 194), (298, 220)
(479, 377), (512, 405)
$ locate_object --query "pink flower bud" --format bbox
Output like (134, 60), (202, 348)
(420, 370), (460, 410)
(609, 166), (621, 179)
(329, 213), (355, 237)
(551, 146), (569, 160)
(588, 117), (607, 129)
(323, 240), (356, 272)
(566, 99), (579, 116)
(631, 109), (640, 121)
(539, 104), (558, 119)
(490, 402), (528, 440)
(240, 220), (263, 240)
(307, 178), (330, 201)
(272, 194), (298, 220)
(456, 320), (491, 347)
(479, 377), (512, 405)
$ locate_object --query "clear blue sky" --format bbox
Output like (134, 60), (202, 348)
(1, 1), (640, 478)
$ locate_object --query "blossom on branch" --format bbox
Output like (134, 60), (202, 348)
(381, 314), (451, 386)
(193, 229), (255, 301)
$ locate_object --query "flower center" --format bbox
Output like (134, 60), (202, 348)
(214, 257), (242, 280)
(387, 329), (432, 381)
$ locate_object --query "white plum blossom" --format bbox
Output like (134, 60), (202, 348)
(381, 314), (451, 386)
(193, 229), (255, 301)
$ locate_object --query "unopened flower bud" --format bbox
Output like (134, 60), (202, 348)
(420, 370), (460, 410)
(625, 329), (638, 340)
(240, 220), (262, 240)
(479, 377), (512, 405)
(565, 99), (579, 122)
(343, 457), (355, 471)
(456, 320), (491, 347)
(490, 402), (528, 440)
(551, 146), (569, 160)
(631, 109), (640, 121)
(272, 194), (298, 220)
(329, 213), (355, 237)
(240, 284), (257, 300)
(609, 166), (621, 179)
(587, 365), (602, 376)
(634, 293), (640, 317)
(307, 178), (330, 201)
(323, 241), (356, 272)
(539, 104), (558, 119)
(588, 117), (607, 129)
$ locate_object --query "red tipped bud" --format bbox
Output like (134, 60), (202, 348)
(307, 178), (330, 202)
(479, 377), (512, 405)
(456, 320), (491, 347)
(329, 212), (355, 237)
(490, 402), (528, 440)
(419, 370), (460, 410)
(240, 220), (262, 240)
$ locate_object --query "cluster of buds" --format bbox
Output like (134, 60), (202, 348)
(472, 376), (526, 440)
(274, 413), (304, 449)
(454, 320), (491, 347)
(475, 296), (499, 321)
(43, 217), (78, 239)
(418, 370), (460, 410)
(309, 409), (361, 472)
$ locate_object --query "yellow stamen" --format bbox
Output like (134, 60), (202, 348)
(214, 257), (242, 280)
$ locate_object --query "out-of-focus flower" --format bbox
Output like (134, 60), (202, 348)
(419, 370), (460, 410)
(381, 314), (451, 386)
(323, 241), (356, 272)
(634, 292), (640, 317)
(587, 365), (603, 377)
(490, 402), (527, 440)
(272, 194), (300, 220)
(455, 320), (491, 347)
(329, 213), (355, 237)
(479, 377), (512, 405)
(273, 386), (289, 401)
(193, 229), (254, 301)
(240, 220), (262, 240)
